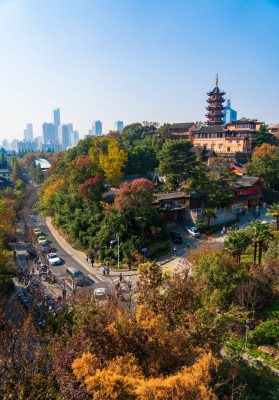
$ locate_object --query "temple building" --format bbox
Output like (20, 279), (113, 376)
(206, 74), (225, 125)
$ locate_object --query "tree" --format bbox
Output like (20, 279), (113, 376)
(266, 203), (279, 231)
(11, 157), (24, 183)
(248, 220), (273, 265)
(187, 147), (209, 190)
(206, 158), (236, 208)
(252, 124), (273, 148)
(78, 175), (104, 204)
(246, 144), (279, 191)
(224, 230), (251, 263)
(157, 140), (196, 190)
(99, 139), (128, 187)
(202, 208), (217, 227)
(156, 124), (171, 142)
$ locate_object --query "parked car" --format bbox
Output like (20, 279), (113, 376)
(170, 231), (182, 244)
(38, 236), (46, 244)
(66, 267), (87, 286)
(94, 288), (109, 307)
(185, 226), (201, 238)
(41, 241), (49, 252)
(47, 253), (61, 265)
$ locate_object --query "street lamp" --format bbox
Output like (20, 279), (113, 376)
(110, 235), (119, 269)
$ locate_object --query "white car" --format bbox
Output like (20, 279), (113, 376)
(94, 288), (109, 307)
(185, 226), (201, 238)
(47, 253), (61, 265)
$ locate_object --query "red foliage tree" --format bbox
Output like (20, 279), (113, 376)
(78, 175), (104, 203)
(114, 178), (155, 213)
(68, 157), (97, 186)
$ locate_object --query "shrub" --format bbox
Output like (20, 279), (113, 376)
(196, 221), (208, 233)
(250, 320), (279, 345)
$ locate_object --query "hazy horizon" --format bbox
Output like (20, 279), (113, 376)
(0, 0), (279, 143)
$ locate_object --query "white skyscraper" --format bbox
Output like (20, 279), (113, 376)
(53, 108), (60, 143)
(71, 131), (79, 147)
(24, 123), (33, 141)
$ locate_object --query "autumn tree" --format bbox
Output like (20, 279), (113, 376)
(99, 139), (128, 187)
(136, 262), (164, 310)
(246, 143), (279, 192)
(78, 175), (104, 204)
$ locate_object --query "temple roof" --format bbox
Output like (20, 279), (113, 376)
(234, 176), (260, 189)
(207, 86), (226, 95)
(192, 125), (227, 134)
(169, 122), (195, 131)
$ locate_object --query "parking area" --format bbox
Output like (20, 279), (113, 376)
(166, 223), (201, 258)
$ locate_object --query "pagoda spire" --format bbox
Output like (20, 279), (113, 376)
(206, 75), (226, 126)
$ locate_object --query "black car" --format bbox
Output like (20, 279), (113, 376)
(170, 231), (182, 244)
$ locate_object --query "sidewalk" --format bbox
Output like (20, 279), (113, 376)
(45, 217), (138, 276)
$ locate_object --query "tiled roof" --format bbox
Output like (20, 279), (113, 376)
(192, 125), (227, 134)
(234, 176), (260, 188)
(0, 176), (13, 187)
(169, 122), (195, 131)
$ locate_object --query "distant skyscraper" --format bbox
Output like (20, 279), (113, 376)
(58, 124), (71, 149)
(42, 122), (55, 144)
(114, 121), (124, 132)
(2, 139), (9, 150)
(24, 123), (33, 141)
(223, 99), (237, 124)
(92, 120), (102, 136)
(67, 123), (73, 138)
(53, 108), (60, 143)
(88, 129), (93, 136)
(71, 131), (79, 147)
(10, 139), (19, 151)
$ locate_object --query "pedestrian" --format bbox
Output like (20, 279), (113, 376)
(248, 218), (251, 223)
(106, 267), (110, 276)
(188, 242), (191, 249)
(119, 272), (123, 283)
(86, 256), (88, 263)
(173, 247), (177, 256)
(128, 261), (131, 270)
(221, 230), (224, 236)
(103, 267), (106, 276)
(227, 229), (230, 234)
(253, 216), (256, 222)
(91, 258), (94, 267)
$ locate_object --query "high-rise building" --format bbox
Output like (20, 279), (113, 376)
(223, 99), (237, 125)
(24, 123), (33, 141)
(67, 123), (73, 139)
(206, 74), (225, 126)
(58, 124), (71, 149)
(42, 122), (55, 144)
(114, 121), (124, 132)
(2, 140), (9, 151)
(10, 139), (19, 151)
(53, 108), (60, 143)
(71, 131), (79, 147)
(88, 129), (93, 136)
(92, 120), (102, 136)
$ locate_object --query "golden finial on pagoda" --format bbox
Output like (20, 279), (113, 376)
(215, 73), (218, 87)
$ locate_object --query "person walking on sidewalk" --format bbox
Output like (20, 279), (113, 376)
(173, 247), (177, 256)
(106, 267), (110, 276)
(119, 272), (123, 283)
(86, 256), (88, 263)
(91, 258), (94, 268)
(103, 267), (106, 276)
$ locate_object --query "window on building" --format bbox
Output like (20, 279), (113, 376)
(237, 140), (240, 144)
(229, 140), (232, 143)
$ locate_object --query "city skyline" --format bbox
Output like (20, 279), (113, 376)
(0, 0), (279, 142)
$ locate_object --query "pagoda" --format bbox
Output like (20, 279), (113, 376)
(206, 74), (225, 125)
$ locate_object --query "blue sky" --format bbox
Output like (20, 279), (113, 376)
(0, 0), (278, 142)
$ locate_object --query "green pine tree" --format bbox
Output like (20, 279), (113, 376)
(11, 157), (24, 183)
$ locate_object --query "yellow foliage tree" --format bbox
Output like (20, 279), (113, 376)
(72, 351), (219, 400)
(99, 139), (128, 187)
